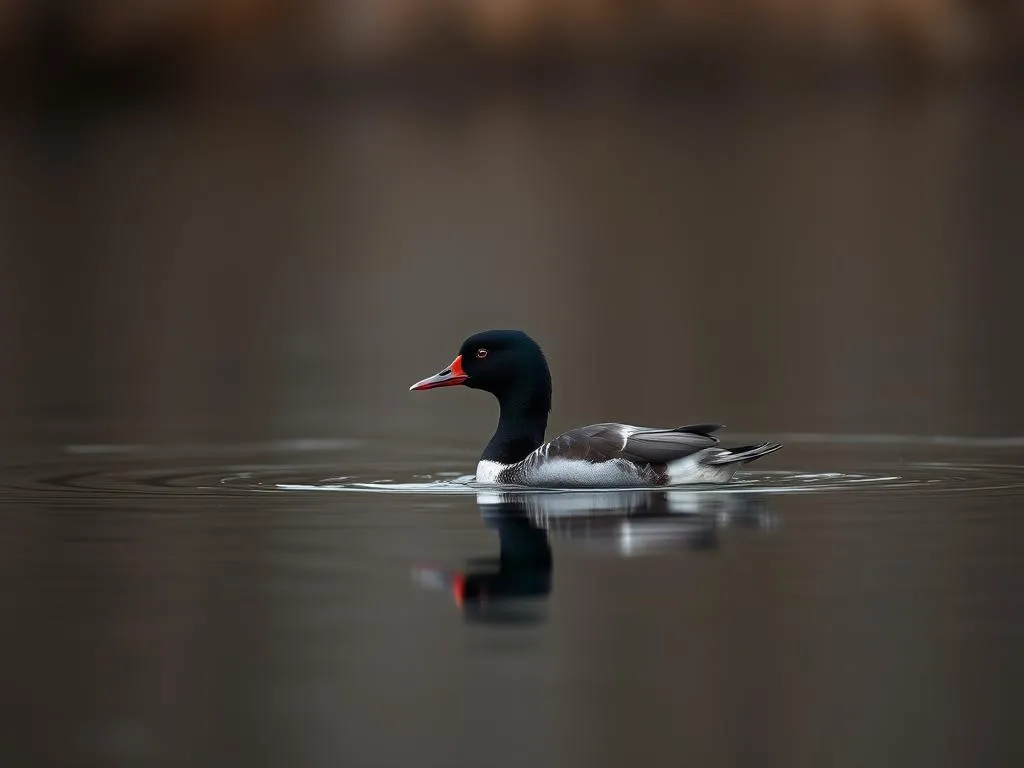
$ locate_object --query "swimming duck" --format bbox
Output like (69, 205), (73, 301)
(410, 329), (781, 488)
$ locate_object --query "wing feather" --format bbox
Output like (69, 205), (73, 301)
(622, 428), (718, 463)
(536, 423), (719, 465)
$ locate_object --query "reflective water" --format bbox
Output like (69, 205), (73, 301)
(3, 90), (1024, 767)
(4, 437), (1023, 766)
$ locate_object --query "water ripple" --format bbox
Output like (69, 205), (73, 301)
(267, 463), (1024, 498)
(1, 445), (1021, 502)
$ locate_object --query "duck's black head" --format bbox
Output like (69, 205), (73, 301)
(410, 330), (552, 463)
(410, 329), (551, 409)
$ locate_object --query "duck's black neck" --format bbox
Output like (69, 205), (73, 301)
(481, 386), (550, 465)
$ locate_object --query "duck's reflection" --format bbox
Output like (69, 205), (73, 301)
(413, 509), (554, 625)
(413, 489), (775, 624)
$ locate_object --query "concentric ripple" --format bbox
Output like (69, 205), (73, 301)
(264, 463), (1024, 498)
(0, 435), (1021, 503)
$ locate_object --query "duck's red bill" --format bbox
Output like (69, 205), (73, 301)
(409, 354), (468, 390)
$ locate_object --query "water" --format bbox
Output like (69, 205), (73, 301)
(3, 436), (1023, 766)
(3, 89), (1024, 767)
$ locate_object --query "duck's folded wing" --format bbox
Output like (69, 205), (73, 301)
(621, 425), (721, 463)
(542, 423), (722, 464)
(538, 424), (632, 462)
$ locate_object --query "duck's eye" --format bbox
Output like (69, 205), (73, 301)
(475, 348), (488, 359)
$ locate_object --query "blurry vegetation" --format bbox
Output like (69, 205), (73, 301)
(0, 0), (1021, 101)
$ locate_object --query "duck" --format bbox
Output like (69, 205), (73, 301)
(409, 329), (781, 488)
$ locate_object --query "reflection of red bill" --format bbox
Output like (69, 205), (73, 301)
(412, 566), (468, 608)
(409, 355), (467, 390)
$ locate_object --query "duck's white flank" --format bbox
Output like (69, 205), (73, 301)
(475, 460), (506, 484)
(477, 452), (739, 488)
(665, 450), (742, 485)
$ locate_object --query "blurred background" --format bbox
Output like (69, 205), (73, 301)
(1, 0), (1023, 97)
(1, 0), (1022, 449)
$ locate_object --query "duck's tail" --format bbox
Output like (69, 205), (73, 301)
(704, 442), (783, 465)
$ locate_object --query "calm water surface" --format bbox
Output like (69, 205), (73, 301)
(2, 90), (1024, 767)
(3, 437), (1023, 767)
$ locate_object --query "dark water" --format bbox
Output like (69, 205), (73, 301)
(2, 90), (1024, 767)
